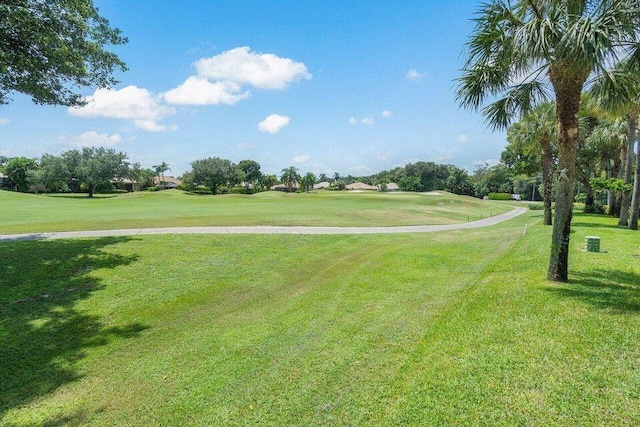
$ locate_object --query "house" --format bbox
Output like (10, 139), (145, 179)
(346, 182), (378, 191)
(1, 174), (13, 190)
(313, 181), (331, 190)
(378, 182), (400, 191)
(270, 183), (299, 192)
(113, 178), (142, 192)
(154, 175), (182, 189)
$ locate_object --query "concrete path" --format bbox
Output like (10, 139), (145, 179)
(0, 207), (528, 242)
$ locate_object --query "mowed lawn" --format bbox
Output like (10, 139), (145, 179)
(0, 189), (511, 234)
(2, 208), (640, 425)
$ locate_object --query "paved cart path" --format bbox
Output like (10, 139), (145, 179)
(0, 207), (528, 242)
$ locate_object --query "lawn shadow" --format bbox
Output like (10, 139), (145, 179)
(41, 194), (118, 199)
(546, 269), (640, 312)
(570, 221), (623, 230)
(0, 237), (148, 418)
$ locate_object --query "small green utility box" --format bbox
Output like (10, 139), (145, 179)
(585, 236), (600, 252)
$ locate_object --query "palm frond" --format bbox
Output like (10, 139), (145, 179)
(589, 63), (640, 110)
(481, 81), (552, 129)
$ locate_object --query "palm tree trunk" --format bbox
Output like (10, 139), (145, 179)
(619, 114), (636, 226)
(540, 137), (553, 226)
(547, 67), (585, 282)
(609, 147), (622, 216)
(629, 136), (640, 230)
(576, 168), (595, 213)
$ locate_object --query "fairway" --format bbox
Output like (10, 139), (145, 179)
(2, 208), (640, 425)
(0, 190), (512, 234)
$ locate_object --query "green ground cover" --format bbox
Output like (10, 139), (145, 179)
(0, 189), (511, 234)
(2, 209), (639, 425)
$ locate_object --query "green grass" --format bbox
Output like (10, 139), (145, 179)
(0, 189), (512, 234)
(2, 209), (639, 425)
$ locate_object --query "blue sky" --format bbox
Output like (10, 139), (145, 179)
(0, 0), (506, 176)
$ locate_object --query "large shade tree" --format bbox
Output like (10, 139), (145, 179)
(189, 157), (243, 195)
(0, 0), (127, 106)
(457, 0), (640, 282)
(62, 147), (130, 197)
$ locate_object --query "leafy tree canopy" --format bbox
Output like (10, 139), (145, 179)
(189, 157), (244, 195)
(62, 147), (130, 197)
(0, 0), (127, 106)
(5, 156), (37, 191)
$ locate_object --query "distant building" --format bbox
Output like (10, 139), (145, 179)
(270, 183), (299, 192)
(1, 174), (12, 190)
(346, 182), (377, 191)
(313, 181), (331, 190)
(154, 176), (182, 189)
(378, 182), (400, 191)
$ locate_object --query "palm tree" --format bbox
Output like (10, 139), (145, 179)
(507, 102), (556, 225)
(280, 166), (300, 193)
(153, 162), (171, 190)
(630, 136), (640, 229)
(583, 117), (629, 216)
(300, 172), (317, 192)
(457, 0), (640, 282)
(589, 60), (640, 228)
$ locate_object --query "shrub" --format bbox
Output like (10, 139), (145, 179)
(488, 192), (511, 200)
(527, 203), (544, 210)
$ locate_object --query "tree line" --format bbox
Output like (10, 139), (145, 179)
(1, 152), (506, 198)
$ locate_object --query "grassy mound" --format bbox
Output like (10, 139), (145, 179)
(0, 190), (511, 233)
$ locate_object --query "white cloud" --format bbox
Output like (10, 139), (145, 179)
(135, 120), (177, 133)
(258, 114), (291, 134)
(381, 110), (393, 118)
(292, 154), (310, 163)
(61, 131), (123, 147)
(375, 150), (395, 161)
(195, 46), (311, 90)
(69, 86), (176, 132)
(348, 117), (357, 125)
(406, 69), (426, 80)
(456, 134), (469, 143)
(353, 165), (372, 172)
(430, 147), (457, 163)
(361, 117), (374, 126)
(237, 142), (253, 150)
(164, 77), (250, 105)
(0, 118), (10, 125)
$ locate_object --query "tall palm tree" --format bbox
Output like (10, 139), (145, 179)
(590, 60), (640, 228)
(153, 162), (171, 190)
(457, 0), (640, 282)
(583, 117), (629, 216)
(300, 172), (317, 192)
(508, 102), (556, 225)
(280, 166), (300, 193)
(630, 136), (640, 229)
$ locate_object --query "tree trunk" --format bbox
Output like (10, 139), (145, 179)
(88, 185), (94, 198)
(629, 136), (640, 230)
(609, 147), (622, 216)
(540, 137), (553, 226)
(547, 65), (587, 282)
(619, 113), (636, 226)
(577, 168), (595, 213)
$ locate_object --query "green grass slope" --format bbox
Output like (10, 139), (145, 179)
(0, 189), (511, 234)
(1, 210), (639, 425)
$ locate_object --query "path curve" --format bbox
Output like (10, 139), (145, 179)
(0, 207), (528, 242)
